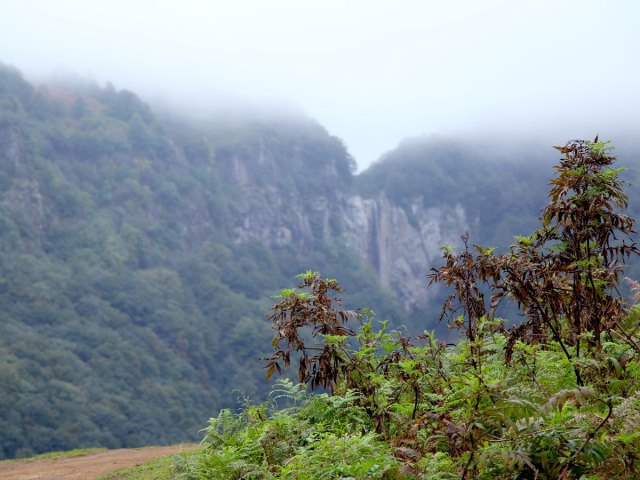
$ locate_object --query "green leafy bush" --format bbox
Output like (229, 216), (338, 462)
(183, 139), (640, 479)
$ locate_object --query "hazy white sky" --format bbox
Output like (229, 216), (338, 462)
(1, 0), (638, 169)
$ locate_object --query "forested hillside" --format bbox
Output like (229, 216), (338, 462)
(0, 62), (638, 459)
(358, 138), (552, 248)
(0, 64), (400, 459)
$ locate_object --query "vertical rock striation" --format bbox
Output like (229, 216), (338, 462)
(219, 133), (472, 311)
(342, 194), (471, 311)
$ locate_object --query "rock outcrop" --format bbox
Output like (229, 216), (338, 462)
(342, 195), (471, 311)
(218, 134), (472, 311)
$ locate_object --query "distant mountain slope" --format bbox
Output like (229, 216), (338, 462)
(0, 63), (401, 459)
(357, 137), (553, 246)
(1, 62), (638, 458)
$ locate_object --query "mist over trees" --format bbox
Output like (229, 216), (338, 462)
(1, 61), (640, 471)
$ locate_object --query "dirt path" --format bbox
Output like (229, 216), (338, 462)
(0, 444), (198, 480)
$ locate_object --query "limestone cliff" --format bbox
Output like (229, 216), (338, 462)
(342, 195), (471, 311)
(216, 130), (472, 311)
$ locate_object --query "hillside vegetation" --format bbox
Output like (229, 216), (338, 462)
(178, 140), (640, 479)
(0, 63), (399, 458)
(2, 61), (639, 463)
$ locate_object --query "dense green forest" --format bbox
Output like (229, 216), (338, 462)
(0, 62), (638, 463)
(0, 63), (399, 458)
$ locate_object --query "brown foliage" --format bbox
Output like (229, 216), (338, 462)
(430, 138), (640, 384)
(263, 272), (357, 392)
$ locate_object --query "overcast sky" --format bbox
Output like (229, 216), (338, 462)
(1, 0), (638, 169)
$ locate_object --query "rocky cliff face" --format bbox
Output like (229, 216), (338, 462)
(217, 133), (472, 311)
(0, 126), (47, 251)
(342, 195), (471, 311)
